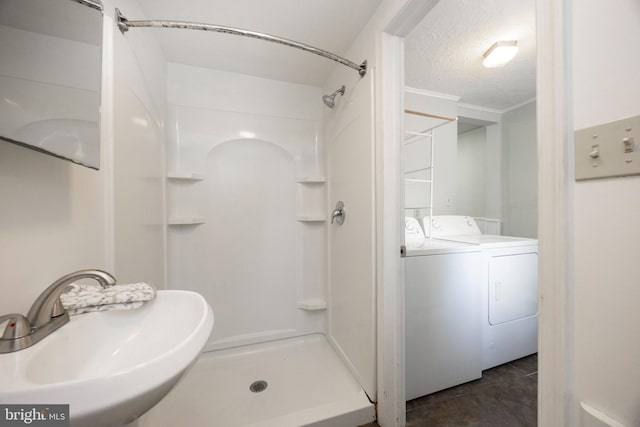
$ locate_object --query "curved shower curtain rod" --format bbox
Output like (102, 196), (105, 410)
(115, 9), (367, 78)
(74, 0), (103, 12)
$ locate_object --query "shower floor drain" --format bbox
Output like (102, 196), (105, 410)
(249, 380), (268, 393)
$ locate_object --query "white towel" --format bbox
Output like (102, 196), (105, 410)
(60, 282), (156, 316)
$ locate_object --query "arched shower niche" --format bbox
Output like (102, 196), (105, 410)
(165, 64), (328, 352)
(169, 137), (328, 351)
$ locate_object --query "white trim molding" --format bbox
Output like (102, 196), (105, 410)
(376, 31), (406, 427)
(457, 103), (503, 124)
(536, 0), (572, 426)
(404, 86), (461, 102)
(457, 102), (502, 115)
(384, 0), (439, 38)
(101, 6), (116, 272)
(501, 97), (537, 113)
(376, 3), (441, 425)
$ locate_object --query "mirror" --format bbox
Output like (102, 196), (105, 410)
(0, 0), (103, 169)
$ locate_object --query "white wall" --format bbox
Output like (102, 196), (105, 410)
(0, 24), (101, 168)
(111, 0), (167, 287)
(321, 2), (444, 418)
(485, 123), (502, 223)
(454, 101), (537, 239)
(166, 64), (326, 351)
(570, 0), (640, 425)
(457, 127), (487, 217)
(404, 90), (458, 216)
(402, 94), (538, 238)
(0, 5), (105, 315)
(501, 101), (537, 238)
(324, 56), (377, 399)
(0, 141), (107, 314)
(0, 0), (166, 314)
(327, 1), (445, 424)
(454, 104), (504, 233)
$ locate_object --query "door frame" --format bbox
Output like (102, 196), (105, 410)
(376, 2), (440, 425)
(376, 0), (571, 425)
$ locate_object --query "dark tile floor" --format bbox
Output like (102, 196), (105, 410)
(360, 353), (537, 427)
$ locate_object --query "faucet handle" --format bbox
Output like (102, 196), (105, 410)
(0, 314), (31, 339)
(52, 299), (66, 318)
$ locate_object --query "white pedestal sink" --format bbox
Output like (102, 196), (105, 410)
(0, 290), (214, 427)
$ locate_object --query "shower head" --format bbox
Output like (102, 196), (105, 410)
(322, 85), (346, 109)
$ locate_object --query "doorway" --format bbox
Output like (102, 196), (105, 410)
(398, 1), (538, 425)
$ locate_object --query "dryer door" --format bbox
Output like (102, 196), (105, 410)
(488, 253), (538, 325)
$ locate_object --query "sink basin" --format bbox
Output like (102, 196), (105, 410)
(0, 290), (213, 427)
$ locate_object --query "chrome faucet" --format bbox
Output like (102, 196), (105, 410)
(0, 269), (116, 354)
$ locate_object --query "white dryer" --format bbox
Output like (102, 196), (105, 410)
(426, 215), (539, 370)
(404, 217), (483, 400)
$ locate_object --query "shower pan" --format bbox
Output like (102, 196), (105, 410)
(140, 335), (373, 427)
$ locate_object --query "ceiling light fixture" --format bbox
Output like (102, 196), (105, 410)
(482, 41), (519, 68)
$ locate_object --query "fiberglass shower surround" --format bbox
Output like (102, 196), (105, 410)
(159, 61), (378, 424)
(116, 9), (377, 424)
(164, 62), (333, 352)
(115, 0), (374, 355)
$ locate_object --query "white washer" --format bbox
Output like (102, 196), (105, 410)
(404, 217), (483, 400)
(426, 215), (539, 370)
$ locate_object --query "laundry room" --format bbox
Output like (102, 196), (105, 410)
(401, 0), (539, 424)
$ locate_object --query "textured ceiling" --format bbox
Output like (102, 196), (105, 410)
(404, 0), (536, 111)
(132, 0), (381, 87)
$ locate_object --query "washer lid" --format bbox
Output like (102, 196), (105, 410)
(405, 238), (481, 256)
(436, 234), (538, 248)
(425, 215), (481, 237)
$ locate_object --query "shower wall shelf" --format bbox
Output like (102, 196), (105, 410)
(168, 217), (206, 225)
(296, 215), (326, 222)
(296, 298), (327, 311)
(167, 173), (206, 226)
(295, 177), (326, 183)
(167, 172), (206, 181)
(296, 178), (326, 221)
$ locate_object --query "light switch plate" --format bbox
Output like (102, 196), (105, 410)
(575, 115), (640, 181)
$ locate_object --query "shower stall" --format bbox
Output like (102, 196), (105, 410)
(114, 12), (378, 426)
